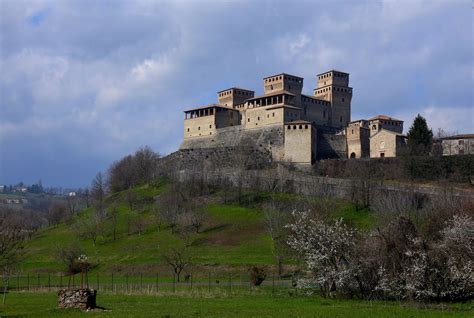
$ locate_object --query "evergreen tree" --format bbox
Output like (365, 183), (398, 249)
(407, 114), (433, 155)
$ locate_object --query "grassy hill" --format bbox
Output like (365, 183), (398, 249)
(20, 179), (374, 276)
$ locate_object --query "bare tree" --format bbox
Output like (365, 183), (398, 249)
(57, 243), (84, 274)
(108, 203), (119, 241)
(66, 194), (79, 216)
(125, 188), (138, 211)
(263, 202), (291, 276)
(46, 202), (68, 226)
(162, 247), (192, 282)
(76, 212), (106, 247)
(91, 172), (107, 213)
(0, 215), (25, 304)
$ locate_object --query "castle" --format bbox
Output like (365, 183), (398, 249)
(180, 70), (406, 164)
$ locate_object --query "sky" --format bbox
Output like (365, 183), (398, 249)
(0, 0), (472, 188)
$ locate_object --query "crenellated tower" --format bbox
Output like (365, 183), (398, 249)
(313, 70), (352, 128)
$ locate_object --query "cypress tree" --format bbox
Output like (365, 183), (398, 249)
(407, 114), (433, 155)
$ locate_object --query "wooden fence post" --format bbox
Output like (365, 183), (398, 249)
(126, 274), (129, 294)
(272, 271), (275, 295)
(208, 272), (211, 293)
(173, 274), (176, 293)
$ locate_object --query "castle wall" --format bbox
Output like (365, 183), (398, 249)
(284, 123), (314, 164)
(180, 124), (286, 161)
(215, 109), (240, 128)
(317, 132), (347, 159)
(184, 116), (216, 138)
(243, 105), (300, 129)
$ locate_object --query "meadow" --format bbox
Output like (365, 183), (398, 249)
(1, 292), (472, 318)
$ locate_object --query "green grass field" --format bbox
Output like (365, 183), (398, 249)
(1, 292), (471, 318)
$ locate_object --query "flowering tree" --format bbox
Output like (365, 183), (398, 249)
(375, 214), (473, 301)
(286, 211), (356, 297)
(437, 214), (473, 300)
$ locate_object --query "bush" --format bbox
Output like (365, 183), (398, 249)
(57, 243), (88, 274)
(249, 266), (267, 286)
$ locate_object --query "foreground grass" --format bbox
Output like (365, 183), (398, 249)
(1, 292), (471, 318)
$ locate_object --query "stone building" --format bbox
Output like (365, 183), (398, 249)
(180, 70), (404, 164)
(346, 120), (370, 158)
(438, 134), (474, 156)
(370, 129), (407, 158)
(346, 115), (406, 159)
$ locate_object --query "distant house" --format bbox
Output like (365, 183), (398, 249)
(0, 185), (5, 193)
(438, 134), (474, 156)
(68, 191), (77, 197)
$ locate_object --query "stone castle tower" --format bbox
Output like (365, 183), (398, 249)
(313, 70), (352, 128)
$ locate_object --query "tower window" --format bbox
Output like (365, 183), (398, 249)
(342, 98), (345, 102)
(340, 116), (342, 122)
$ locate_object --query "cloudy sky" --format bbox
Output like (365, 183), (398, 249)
(0, 0), (472, 187)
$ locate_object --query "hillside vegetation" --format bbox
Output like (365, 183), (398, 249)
(21, 179), (372, 276)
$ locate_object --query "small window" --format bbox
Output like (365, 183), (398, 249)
(187, 128), (190, 132)
(305, 125), (308, 129)
(288, 126), (291, 130)
(459, 140), (464, 145)
(198, 126), (200, 130)
(340, 116), (343, 123)
(248, 118), (250, 122)
(209, 125), (212, 128)
(272, 112), (275, 117)
(342, 98), (345, 102)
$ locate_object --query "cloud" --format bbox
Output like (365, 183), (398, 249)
(0, 0), (471, 187)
